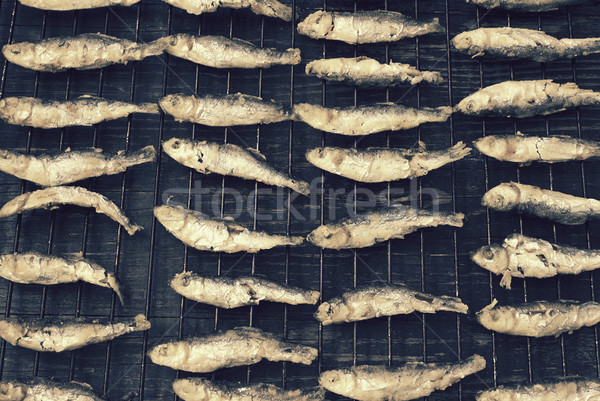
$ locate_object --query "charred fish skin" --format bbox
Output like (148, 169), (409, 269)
(0, 377), (106, 401)
(297, 10), (444, 44)
(477, 380), (600, 401)
(320, 355), (486, 401)
(148, 326), (318, 373)
(162, 138), (310, 195)
(306, 142), (471, 183)
(465, 0), (586, 12)
(0, 314), (150, 352)
(161, 0), (291, 20)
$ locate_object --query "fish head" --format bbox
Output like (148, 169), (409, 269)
(148, 342), (179, 367)
(162, 137), (211, 169)
(307, 225), (350, 249)
(319, 369), (354, 394)
(2, 43), (36, 68)
(470, 244), (509, 274)
(158, 94), (197, 119)
(0, 97), (33, 125)
(314, 301), (349, 325)
(473, 136), (515, 160)
(297, 11), (334, 38)
(451, 30), (486, 56)
(154, 204), (187, 230)
(172, 378), (208, 400)
(481, 183), (519, 211)
(305, 147), (338, 169)
(0, 381), (26, 401)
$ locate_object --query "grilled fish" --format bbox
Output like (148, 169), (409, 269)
(297, 10), (444, 44)
(315, 283), (468, 325)
(305, 56), (443, 87)
(162, 138), (309, 195)
(306, 142), (471, 182)
(18, 0), (139, 10)
(293, 103), (452, 136)
(161, 0), (291, 20)
(170, 272), (319, 308)
(3, 33), (165, 72)
(465, 0), (586, 12)
(482, 182), (600, 225)
(456, 80), (600, 118)
(160, 34), (300, 69)
(477, 380), (600, 401)
(0, 314), (150, 352)
(0, 252), (124, 304)
(0, 145), (156, 187)
(154, 204), (303, 253)
(148, 326), (317, 373)
(307, 206), (464, 250)
(319, 355), (486, 401)
(0, 378), (106, 401)
(0, 186), (143, 235)
(0, 96), (159, 128)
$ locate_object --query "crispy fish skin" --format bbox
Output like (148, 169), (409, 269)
(456, 80), (600, 118)
(18, 0), (139, 10)
(148, 326), (318, 373)
(482, 182), (600, 225)
(0, 314), (150, 352)
(161, 0), (291, 20)
(154, 205), (303, 253)
(0, 186), (143, 235)
(477, 380), (600, 401)
(170, 272), (320, 308)
(297, 10), (444, 44)
(306, 142), (471, 182)
(293, 103), (452, 136)
(159, 34), (300, 69)
(319, 355), (486, 401)
(465, 0), (585, 12)
(0, 378), (106, 401)
(162, 138), (309, 195)
(307, 206), (464, 250)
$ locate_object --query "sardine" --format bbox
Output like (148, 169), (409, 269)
(0, 377), (105, 401)
(159, 34), (300, 69)
(452, 27), (600, 62)
(297, 10), (444, 44)
(148, 326), (317, 373)
(154, 204), (304, 253)
(160, 0), (291, 20)
(315, 283), (468, 325)
(162, 138), (309, 195)
(306, 142), (471, 183)
(307, 206), (464, 250)
(0, 314), (150, 352)
(0, 186), (143, 235)
(477, 380), (600, 401)
(0, 145), (156, 187)
(319, 355), (486, 401)
(18, 0), (139, 10)
(293, 103), (452, 136)
(477, 299), (600, 337)
(305, 56), (443, 87)
(465, 0), (586, 12)
(170, 272), (320, 308)
(456, 80), (600, 118)
(3, 33), (165, 72)
(0, 96), (159, 128)
(472, 234), (600, 289)
(482, 182), (600, 225)
(0, 252), (124, 304)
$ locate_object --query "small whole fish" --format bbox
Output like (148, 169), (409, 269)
(456, 80), (600, 118)
(161, 0), (291, 20)
(0, 314), (150, 352)
(0, 186), (143, 235)
(0, 378), (106, 401)
(472, 233), (600, 289)
(18, 0), (139, 10)
(477, 380), (600, 401)
(306, 142), (471, 183)
(0, 145), (156, 187)
(0, 96), (159, 128)
(307, 206), (465, 250)
(293, 103), (452, 136)
(148, 326), (317, 373)
(3, 33), (165, 72)
(159, 34), (301, 69)
(315, 283), (468, 325)
(482, 182), (600, 225)
(154, 204), (304, 253)
(319, 355), (486, 401)
(162, 138), (310, 195)
(0, 252), (124, 304)
(297, 10), (444, 44)
(305, 57), (443, 87)
(465, 0), (586, 12)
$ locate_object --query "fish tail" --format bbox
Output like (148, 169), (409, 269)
(443, 212), (465, 227)
(561, 37), (600, 58)
(131, 314), (152, 331)
(127, 145), (157, 164)
(104, 273), (125, 306)
(428, 17), (446, 34)
(281, 48), (302, 65)
(435, 295), (469, 314)
(447, 141), (472, 161)
(136, 102), (160, 114)
(437, 105), (454, 117)
(124, 222), (144, 236)
(422, 70), (443, 85)
(284, 235), (305, 246)
(139, 38), (169, 58)
(454, 354), (487, 376)
(251, 0), (293, 21)
(291, 179), (311, 196)
(280, 344), (318, 365)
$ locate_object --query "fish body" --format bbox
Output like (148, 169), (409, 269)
(160, 34), (300, 69)
(18, 0), (139, 10)
(148, 326), (317, 373)
(465, 0), (586, 12)
(0, 96), (158, 128)
(319, 355), (486, 401)
(293, 103), (452, 136)
(0, 378), (105, 401)
(170, 271), (320, 308)
(154, 204), (303, 253)
(0, 186), (143, 235)
(477, 380), (600, 401)
(307, 206), (464, 250)
(456, 80), (600, 118)
(297, 10), (444, 44)
(0, 314), (150, 352)
(305, 56), (443, 87)
(161, 0), (291, 20)
(162, 138), (309, 195)
(315, 283), (468, 325)
(482, 182), (600, 225)
(306, 142), (471, 182)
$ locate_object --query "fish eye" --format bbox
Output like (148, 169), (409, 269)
(323, 232), (333, 239)
(172, 140), (181, 149)
(482, 249), (494, 259)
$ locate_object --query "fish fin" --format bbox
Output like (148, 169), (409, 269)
(64, 147), (71, 152)
(78, 94), (101, 100)
(231, 37), (257, 47)
(222, 216), (234, 221)
(471, 52), (484, 58)
(518, 161), (532, 167)
(516, 131), (525, 136)
(499, 270), (512, 289)
(482, 298), (498, 312)
(416, 140), (427, 151)
(71, 381), (94, 390)
(247, 147), (266, 160)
